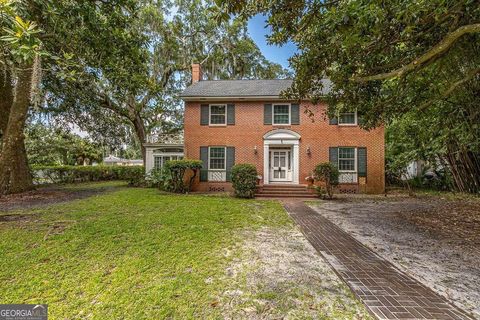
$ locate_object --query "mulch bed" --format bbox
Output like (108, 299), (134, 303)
(399, 198), (480, 246)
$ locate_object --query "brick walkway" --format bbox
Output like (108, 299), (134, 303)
(283, 201), (473, 320)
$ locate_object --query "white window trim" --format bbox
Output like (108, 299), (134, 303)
(272, 103), (291, 125)
(338, 111), (358, 126)
(208, 146), (227, 171)
(153, 154), (184, 169)
(338, 147), (357, 173)
(209, 104), (227, 126)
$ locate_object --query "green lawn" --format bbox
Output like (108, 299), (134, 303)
(0, 183), (291, 319)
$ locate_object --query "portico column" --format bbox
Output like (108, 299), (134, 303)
(145, 148), (153, 173)
(263, 144), (269, 184)
(293, 144), (300, 184)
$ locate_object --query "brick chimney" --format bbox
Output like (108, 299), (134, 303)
(191, 63), (202, 84)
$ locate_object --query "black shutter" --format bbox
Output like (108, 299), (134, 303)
(329, 147), (339, 168)
(226, 147), (235, 182)
(227, 104), (235, 125)
(291, 103), (300, 125)
(200, 146), (208, 181)
(200, 104), (209, 125)
(329, 116), (338, 125)
(264, 104), (272, 125)
(358, 147), (367, 177)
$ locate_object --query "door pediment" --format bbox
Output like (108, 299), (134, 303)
(263, 129), (301, 141)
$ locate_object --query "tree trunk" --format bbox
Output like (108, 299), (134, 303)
(0, 65), (34, 195)
(445, 140), (480, 194)
(0, 68), (13, 137)
(127, 100), (147, 165)
(133, 112), (147, 164)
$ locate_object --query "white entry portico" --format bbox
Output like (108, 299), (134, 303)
(263, 129), (300, 184)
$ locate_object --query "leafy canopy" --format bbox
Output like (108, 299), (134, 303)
(217, 0), (480, 128)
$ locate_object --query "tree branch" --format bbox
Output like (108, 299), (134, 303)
(98, 92), (130, 119)
(352, 23), (480, 82)
(419, 67), (480, 111)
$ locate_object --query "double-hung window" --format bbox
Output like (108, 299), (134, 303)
(209, 104), (226, 125)
(154, 156), (163, 169)
(209, 147), (226, 170)
(338, 147), (356, 172)
(153, 155), (183, 169)
(338, 112), (357, 125)
(273, 104), (290, 125)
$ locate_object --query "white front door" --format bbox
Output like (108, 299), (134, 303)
(270, 150), (292, 182)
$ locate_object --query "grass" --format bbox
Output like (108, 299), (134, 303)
(0, 184), (291, 319)
(54, 180), (128, 190)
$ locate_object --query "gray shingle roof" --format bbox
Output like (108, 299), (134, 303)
(181, 79), (293, 98)
(181, 79), (332, 99)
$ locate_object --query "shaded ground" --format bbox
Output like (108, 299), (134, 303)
(0, 181), (125, 212)
(220, 227), (371, 319)
(309, 194), (480, 318)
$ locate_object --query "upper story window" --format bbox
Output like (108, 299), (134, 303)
(209, 147), (226, 170)
(273, 104), (290, 125)
(338, 112), (357, 125)
(338, 147), (356, 172)
(209, 104), (226, 125)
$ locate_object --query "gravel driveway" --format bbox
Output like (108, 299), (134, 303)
(309, 194), (480, 319)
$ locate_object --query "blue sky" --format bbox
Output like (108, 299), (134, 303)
(247, 14), (297, 70)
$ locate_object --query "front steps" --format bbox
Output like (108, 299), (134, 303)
(255, 184), (317, 198)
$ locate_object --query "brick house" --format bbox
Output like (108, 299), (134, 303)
(146, 64), (385, 194)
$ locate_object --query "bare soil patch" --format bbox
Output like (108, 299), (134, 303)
(0, 213), (39, 222)
(309, 194), (480, 318)
(220, 226), (371, 319)
(0, 183), (123, 212)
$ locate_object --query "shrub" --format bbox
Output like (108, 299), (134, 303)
(121, 166), (146, 186)
(231, 163), (258, 198)
(32, 165), (145, 186)
(146, 167), (171, 191)
(164, 159), (202, 193)
(313, 163), (339, 199)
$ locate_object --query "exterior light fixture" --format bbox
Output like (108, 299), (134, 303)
(254, 145), (258, 154)
(306, 146), (311, 155)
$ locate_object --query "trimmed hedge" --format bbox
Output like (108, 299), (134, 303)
(231, 163), (258, 198)
(164, 159), (203, 193)
(32, 165), (145, 186)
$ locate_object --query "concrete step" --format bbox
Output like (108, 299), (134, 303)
(261, 184), (307, 188)
(259, 187), (309, 192)
(255, 193), (317, 198)
(255, 184), (316, 198)
(260, 185), (308, 189)
(257, 190), (311, 195)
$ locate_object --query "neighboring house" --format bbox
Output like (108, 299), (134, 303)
(144, 132), (184, 172)
(404, 160), (425, 180)
(103, 155), (143, 166)
(147, 64), (385, 194)
(403, 159), (443, 180)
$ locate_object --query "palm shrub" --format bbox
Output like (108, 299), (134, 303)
(231, 164), (258, 198)
(164, 159), (202, 193)
(313, 163), (339, 199)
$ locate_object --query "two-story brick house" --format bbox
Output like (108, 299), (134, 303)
(146, 64), (385, 194)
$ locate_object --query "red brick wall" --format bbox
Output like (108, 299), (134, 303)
(184, 101), (385, 194)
